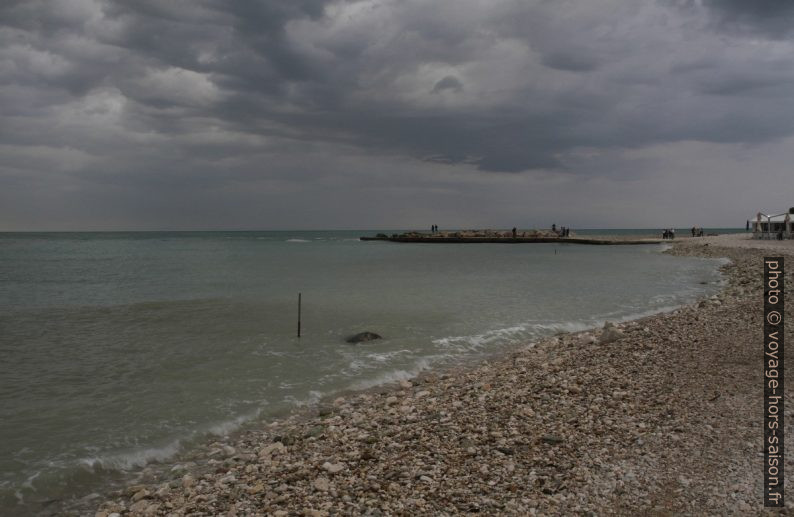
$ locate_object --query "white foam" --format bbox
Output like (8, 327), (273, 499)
(364, 349), (413, 363)
(285, 390), (326, 408)
(206, 408), (262, 436)
(345, 359), (367, 372)
(590, 305), (684, 328)
(286, 238), (310, 243)
(21, 471), (39, 490)
(342, 350), (414, 374)
(528, 320), (594, 335)
(79, 440), (183, 472)
(429, 301), (696, 356)
(433, 325), (531, 351)
(348, 357), (434, 391)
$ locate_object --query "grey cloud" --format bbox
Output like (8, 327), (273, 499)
(541, 51), (601, 72)
(1, 0), (794, 229)
(694, 0), (794, 38)
(432, 75), (463, 93)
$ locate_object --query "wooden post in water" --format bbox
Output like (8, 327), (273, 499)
(297, 292), (302, 338)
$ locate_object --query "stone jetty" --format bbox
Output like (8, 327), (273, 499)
(361, 230), (663, 245)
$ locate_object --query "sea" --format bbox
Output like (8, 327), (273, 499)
(0, 229), (741, 514)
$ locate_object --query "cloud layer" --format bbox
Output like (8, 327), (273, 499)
(1, 0), (792, 230)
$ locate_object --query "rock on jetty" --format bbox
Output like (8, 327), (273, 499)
(94, 236), (791, 516)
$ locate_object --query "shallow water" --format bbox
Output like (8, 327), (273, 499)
(0, 231), (726, 513)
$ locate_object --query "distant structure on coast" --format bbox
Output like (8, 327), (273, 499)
(750, 208), (793, 239)
(360, 229), (663, 245)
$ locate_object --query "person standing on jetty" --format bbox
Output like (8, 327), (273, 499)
(512, 227), (517, 238)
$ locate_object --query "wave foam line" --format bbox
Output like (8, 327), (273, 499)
(76, 407), (265, 474)
(79, 440), (183, 472)
(347, 358), (434, 391)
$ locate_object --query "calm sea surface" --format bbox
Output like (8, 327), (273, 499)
(0, 230), (731, 513)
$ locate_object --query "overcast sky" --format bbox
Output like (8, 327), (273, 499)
(1, 0), (792, 230)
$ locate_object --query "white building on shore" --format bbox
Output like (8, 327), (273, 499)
(750, 208), (793, 239)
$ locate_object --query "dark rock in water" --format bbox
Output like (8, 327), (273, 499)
(346, 331), (382, 343)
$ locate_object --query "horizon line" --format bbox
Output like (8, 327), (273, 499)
(0, 227), (746, 233)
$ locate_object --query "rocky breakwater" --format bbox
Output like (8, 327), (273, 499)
(95, 240), (792, 516)
(370, 229), (562, 240)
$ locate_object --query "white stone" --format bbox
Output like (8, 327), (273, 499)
(259, 442), (285, 458)
(322, 461), (345, 474)
(182, 474), (195, 489)
(314, 477), (330, 492)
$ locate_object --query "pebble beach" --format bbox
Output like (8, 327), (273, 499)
(92, 234), (792, 517)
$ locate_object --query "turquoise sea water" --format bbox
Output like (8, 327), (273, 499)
(0, 231), (730, 514)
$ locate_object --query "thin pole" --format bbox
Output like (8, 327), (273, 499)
(297, 292), (302, 338)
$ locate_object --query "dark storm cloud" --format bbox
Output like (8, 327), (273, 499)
(431, 76), (463, 94)
(693, 0), (794, 38)
(2, 0), (794, 229)
(541, 51), (602, 72)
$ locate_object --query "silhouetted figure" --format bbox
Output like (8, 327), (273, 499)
(512, 227), (517, 238)
(552, 224), (557, 233)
